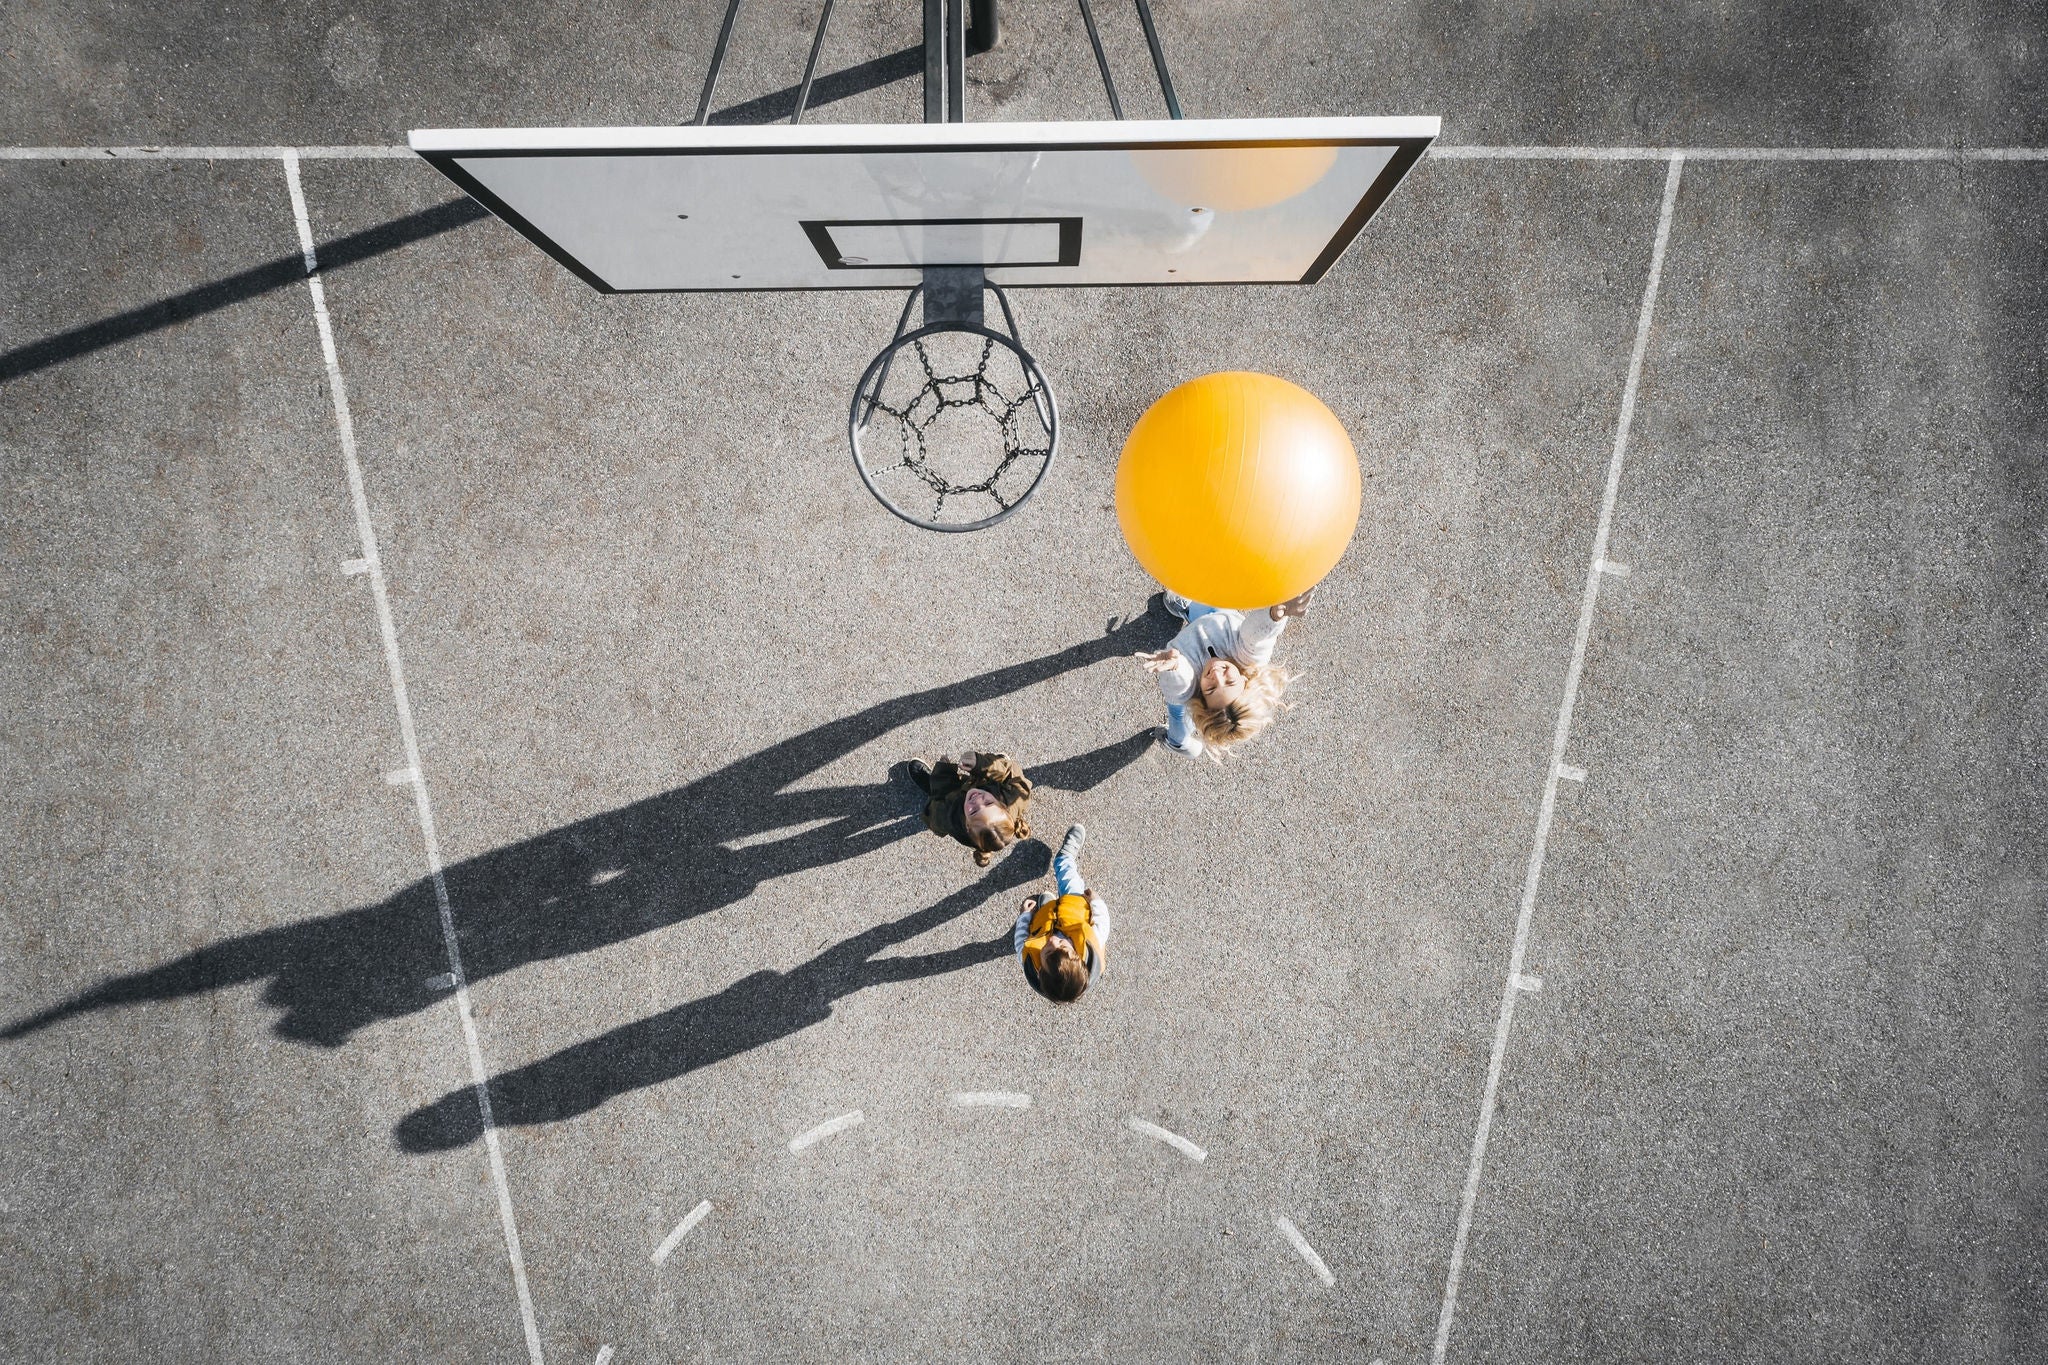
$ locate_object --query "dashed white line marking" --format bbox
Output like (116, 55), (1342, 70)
(789, 1110), (865, 1152)
(424, 973), (457, 992)
(1127, 1116), (1207, 1162)
(1432, 154), (1687, 1365)
(951, 1091), (1032, 1109)
(282, 151), (544, 1365)
(593, 1348), (613, 1365)
(1594, 558), (1632, 578)
(651, 1200), (712, 1267)
(1511, 972), (1544, 994)
(341, 557), (372, 577)
(1556, 763), (1588, 783)
(384, 767), (419, 787)
(1274, 1215), (1336, 1287)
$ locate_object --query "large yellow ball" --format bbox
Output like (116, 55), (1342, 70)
(1130, 146), (1341, 213)
(1115, 372), (1361, 610)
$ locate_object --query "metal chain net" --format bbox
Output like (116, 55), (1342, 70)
(856, 329), (1054, 526)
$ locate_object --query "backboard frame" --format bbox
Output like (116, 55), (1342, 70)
(409, 117), (1439, 295)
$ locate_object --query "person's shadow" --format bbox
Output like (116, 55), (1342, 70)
(396, 841), (1049, 1152)
(3, 605), (1172, 1053)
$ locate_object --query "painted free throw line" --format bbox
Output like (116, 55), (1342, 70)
(950, 1091), (1031, 1108)
(281, 151), (544, 1365)
(651, 1200), (713, 1267)
(1430, 154), (1687, 1365)
(1127, 1116), (1207, 1162)
(789, 1110), (865, 1152)
(1274, 1216), (1336, 1287)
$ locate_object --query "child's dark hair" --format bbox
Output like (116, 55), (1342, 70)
(1038, 939), (1089, 1002)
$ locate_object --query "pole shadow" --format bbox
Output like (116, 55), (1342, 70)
(4, 606), (1171, 1051)
(707, 46), (923, 125)
(0, 198), (489, 384)
(396, 840), (1049, 1152)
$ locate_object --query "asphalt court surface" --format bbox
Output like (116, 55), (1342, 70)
(3, 4), (2045, 1363)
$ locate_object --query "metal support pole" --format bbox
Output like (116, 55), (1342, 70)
(923, 0), (945, 123)
(968, 0), (999, 54)
(1075, 0), (1124, 119)
(946, 0), (966, 121)
(693, 0), (747, 126)
(792, 0), (837, 123)
(1133, 0), (1183, 118)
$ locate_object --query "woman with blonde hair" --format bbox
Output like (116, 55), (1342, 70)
(1134, 589), (1311, 758)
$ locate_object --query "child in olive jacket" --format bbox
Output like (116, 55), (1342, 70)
(902, 751), (1033, 868)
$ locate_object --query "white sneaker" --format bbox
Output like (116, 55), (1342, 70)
(1057, 824), (1086, 860)
(1162, 590), (1191, 621)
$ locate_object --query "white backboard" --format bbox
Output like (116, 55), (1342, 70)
(409, 117), (1437, 293)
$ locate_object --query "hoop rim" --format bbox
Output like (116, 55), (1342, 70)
(848, 319), (1060, 533)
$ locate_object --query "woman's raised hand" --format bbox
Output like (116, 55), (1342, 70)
(1270, 588), (1315, 620)
(1134, 647), (1183, 674)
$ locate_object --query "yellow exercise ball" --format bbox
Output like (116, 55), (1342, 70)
(1115, 372), (1361, 610)
(1130, 146), (1341, 212)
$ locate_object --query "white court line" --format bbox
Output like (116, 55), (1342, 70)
(1430, 154), (1687, 1365)
(1594, 558), (1631, 578)
(384, 767), (419, 787)
(789, 1110), (865, 1152)
(1510, 972), (1544, 994)
(1432, 145), (2048, 161)
(1556, 763), (1588, 783)
(3, 143), (2044, 164)
(281, 151), (545, 1365)
(951, 1091), (1032, 1108)
(1274, 1215), (1336, 1287)
(651, 1200), (713, 1266)
(1126, 1116), (1207, 1162)
(0, 144), (410, 159)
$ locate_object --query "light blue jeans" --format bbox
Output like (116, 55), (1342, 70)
(1054, 839), (1087, 897)
(1013, 840), (1110, 969)
(1165, 601), (1223, 751)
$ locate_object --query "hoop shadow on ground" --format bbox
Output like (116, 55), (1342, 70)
(3, 606), (1172, 1056)
(397, 839), (1050, 1152)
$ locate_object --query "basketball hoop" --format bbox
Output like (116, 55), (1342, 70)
(412, 0), (1436, 535)
(849, 273), (1057, 532)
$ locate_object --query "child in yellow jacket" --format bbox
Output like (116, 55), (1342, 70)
(1013, 825), (1107, 1002)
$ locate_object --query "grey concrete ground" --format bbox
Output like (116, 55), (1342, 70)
(2, 3), (2043, 1363)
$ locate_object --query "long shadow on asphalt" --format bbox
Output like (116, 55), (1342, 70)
(3, 605), (1172, 1051)
(0, 198), (489, 383)
(707, 46), (923, 125)
(396, 839), (1049, 1151)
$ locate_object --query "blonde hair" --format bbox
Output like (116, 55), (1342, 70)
(1184, 662), (1295, 752)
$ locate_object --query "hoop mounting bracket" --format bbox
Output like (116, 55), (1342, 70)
(922, 266), (986, 328)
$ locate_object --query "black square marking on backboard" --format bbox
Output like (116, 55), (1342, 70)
(800, 216), (1083, 270)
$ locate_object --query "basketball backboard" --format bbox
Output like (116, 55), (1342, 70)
(409, 117), (1438, 293)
